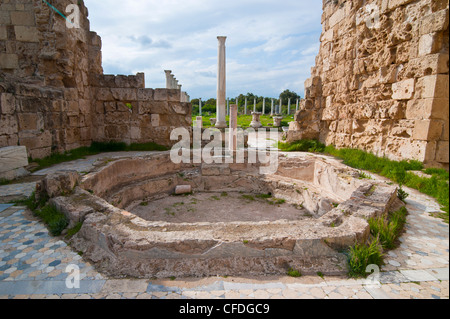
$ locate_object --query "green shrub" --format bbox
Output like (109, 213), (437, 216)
(34, 204), (68, 236)
(397, 185), (409, 202)
(368, 207), (408, 250)
(287, 268), (302, 277)
(347, 237), (384, 278)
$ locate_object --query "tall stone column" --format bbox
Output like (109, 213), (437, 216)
(279, 99), (282, 114)
(288, 98), (291, 115)
(215, 36), (227, 128)
(227, 98), (230, 116)
(199, 98), (202, 116)
(271, 99), (274, 115)
(262, 98), (265, 115)
(253, 98), (257, 113)
(244, 97), (247, 115)
(164, 70), (172, 89)
(296, 99), (299, 112)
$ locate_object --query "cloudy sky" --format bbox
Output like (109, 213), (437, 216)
(84, 0), (323, 100)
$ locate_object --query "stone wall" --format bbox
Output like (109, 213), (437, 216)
(288, 0), (449, 169)
(0, 0), (191, 160)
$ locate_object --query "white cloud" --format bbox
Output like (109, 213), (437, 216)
(84, 0), (322, 98)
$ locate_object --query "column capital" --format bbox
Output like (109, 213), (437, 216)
(217, 36), (227, 44)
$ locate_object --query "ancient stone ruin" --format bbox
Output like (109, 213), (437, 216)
(1, 0), (192, 160)
(287, 0), (449, 170)
(0, 0), (448, 279)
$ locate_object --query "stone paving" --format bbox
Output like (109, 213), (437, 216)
(0, 151), (448, 299)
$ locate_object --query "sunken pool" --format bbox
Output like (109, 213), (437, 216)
(47, 151), (398, 278)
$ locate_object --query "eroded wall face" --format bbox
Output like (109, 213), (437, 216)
(0, 0), (191, 159)
(289, 0), (449, 169)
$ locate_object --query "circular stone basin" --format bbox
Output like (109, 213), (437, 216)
(49, 151), (398, 278)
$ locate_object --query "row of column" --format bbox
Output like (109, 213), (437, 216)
(164, 70), (190, 103)
(198, 97), (300, 116)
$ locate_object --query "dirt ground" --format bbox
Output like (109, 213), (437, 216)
(130, 191), (313, 223)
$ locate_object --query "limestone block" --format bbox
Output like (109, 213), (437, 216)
(42, 171), (80, 198)
(18, 130), (52, 151)
(392, 78), (415, 100)
(0, 146), (28, 174)
(435, 141), (449, 163)
(17, 113), (43, 131)
(137, 88), (154, 101)
(419, 10), (449, 35)
(0, 115), (18, 135)
(0, 93), (16, 114)
(14, 26), (39, 42)
(406, 98), (449, 120)
(0, 53), (19, 69)
(0, 26), (6, 40)
(111, 88), (137, 101)
(329, 7), (346, 28)
(10, 11), (35, 26)
(412, 120), (443, 141)
(415, 75), (449, 99)
(321, 28), (334, 43)
(174, 185), (192, 195)
(96, 88), (114, 101)
(418, 33), (441, 56)
(151, 114), (160, 127)
(388, 0), (415, 10)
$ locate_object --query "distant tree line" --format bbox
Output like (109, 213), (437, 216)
(191, 90), (301, 116)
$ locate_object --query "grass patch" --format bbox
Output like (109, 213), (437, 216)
(31, 141), (168, 171)
(368, 207), (408, 250)
(35, 204), (68, 236)
(287, 268), (302, 278)
(322, 145), (448, 222)
(347, 236), (384, 278)
(65, 222), (83, 239)
(278, 139), (326, 153)
(255, 193), (272, 199)
(241, 194), (255, 201)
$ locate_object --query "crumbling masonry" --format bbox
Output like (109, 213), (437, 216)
(287, 0), (449, 169)
(0, 0), (191, 159)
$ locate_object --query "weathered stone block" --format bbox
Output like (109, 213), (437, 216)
(392, 78), (415, 100)
(415, 74), (449, 99)
(14, 26), (39, 42)
(137, 88), (154, 101)
(10, 11), (35, 26)
(435, 141), (449, 163)
(96, 88), (114, 101)
(42, 171), (80, 198)
(0, 146), (28, 174)
(0, 93), (16, 115)
(0, 26), (7, 40)
(388, 0), (415, 10)
(19, 130), (52, 151)
(413, 120), (443, 141)
(111, 88), (137, 101)
(0, 53), (19, 69)
(17, 113), (43, 131)
(420, 9), (449, 35)
(0, 115), (18, 135)
(151, 114), (160, 127)
(418, 33), (441, 56)
(328, 7), (345, 28)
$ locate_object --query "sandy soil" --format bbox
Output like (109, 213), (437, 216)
(130, 191), (312, 223)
